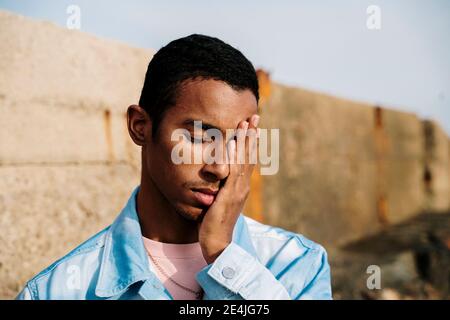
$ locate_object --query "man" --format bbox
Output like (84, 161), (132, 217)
(17, 34), (332, 300)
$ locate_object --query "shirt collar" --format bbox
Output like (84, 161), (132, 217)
(95, 185), (258, 298)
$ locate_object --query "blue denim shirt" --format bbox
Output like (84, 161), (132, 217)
(16, 186), (332, 300)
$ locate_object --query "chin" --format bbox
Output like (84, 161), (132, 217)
(174, 204), (206, 222)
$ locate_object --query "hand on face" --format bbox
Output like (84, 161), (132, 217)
(197, 114), (260, 264)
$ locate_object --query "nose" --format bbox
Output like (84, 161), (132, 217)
(201, 163), (229, 182)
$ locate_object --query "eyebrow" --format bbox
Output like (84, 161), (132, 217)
(181, 119), (222, 132)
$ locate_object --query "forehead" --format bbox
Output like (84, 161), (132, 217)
(166, 79), (258, 131)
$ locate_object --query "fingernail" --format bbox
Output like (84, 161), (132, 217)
(253, 115), (260, 127)
(243, 121), (249, 130)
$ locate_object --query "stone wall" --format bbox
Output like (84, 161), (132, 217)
(0, 10), (151, 298)
(258, 84), (449, 248)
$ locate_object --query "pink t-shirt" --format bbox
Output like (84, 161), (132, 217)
(142, 236), (208, 300)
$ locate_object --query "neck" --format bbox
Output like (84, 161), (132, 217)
(136, 172), (199, 244)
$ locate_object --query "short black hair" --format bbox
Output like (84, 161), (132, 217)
(138, 34), (259, 138)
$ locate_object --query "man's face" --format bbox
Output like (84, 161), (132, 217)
(143, 79), (258, 221)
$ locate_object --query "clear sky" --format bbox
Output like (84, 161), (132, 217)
(1, 0), (449, 134)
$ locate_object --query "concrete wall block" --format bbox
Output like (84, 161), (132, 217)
(0, 10), (153, 112)
(380, 108), (425, 224)
(261, 85), (382, 246)
(0, 164), (140, 299)
(423, 120), (450, 211)
(260, 85), (443, 247)
(0, 100), (141, 165)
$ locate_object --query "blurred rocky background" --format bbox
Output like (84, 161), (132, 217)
(0, 10), (449, 299)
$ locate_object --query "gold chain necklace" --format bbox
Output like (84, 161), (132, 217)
(148, 251), (204, 300)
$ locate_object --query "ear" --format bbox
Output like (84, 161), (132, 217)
(126, 105), (152, 146)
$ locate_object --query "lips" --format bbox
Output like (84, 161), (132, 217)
(191, 188), (218, 206)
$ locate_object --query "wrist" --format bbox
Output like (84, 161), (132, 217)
(201, 240), (230, 264)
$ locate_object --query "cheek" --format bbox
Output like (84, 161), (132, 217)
(147, 141), (198, 188)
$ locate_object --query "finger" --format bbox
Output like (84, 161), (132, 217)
(236, 121), (248, 165)
(247, 115), (259, 145)
(247, 127), (258, 165)
(248, 114), (260, 130)
(227, 138), (237, 170)
(246, 115), (259, 166)
(213, 139), (237, 202)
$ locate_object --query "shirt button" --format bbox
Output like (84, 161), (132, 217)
(153, 283), (162, 290)
(222, 267), (236, 279)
